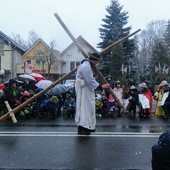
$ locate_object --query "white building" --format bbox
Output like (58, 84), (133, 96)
(0, 31), (26, 82)
(61, 35), (98, 77)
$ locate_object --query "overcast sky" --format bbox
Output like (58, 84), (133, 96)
(0, 0), (170, 51)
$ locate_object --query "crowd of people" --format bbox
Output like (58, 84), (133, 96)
(95, 79), (170, 120)
(0, 55), (169, 126)
(0, 78), (76, 120)
(0, 75), (169, 122)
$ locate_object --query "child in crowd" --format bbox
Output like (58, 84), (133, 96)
(107, 94), (119, 117)
(113, 81), (124, 116)
(95, 94), (103, 117)
(39, 96), (59, 119)
(125, 85), (138, 118)
(63, 93), (76, 118)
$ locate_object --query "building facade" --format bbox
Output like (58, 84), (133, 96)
(61, 36), (98, 78)
(17, 38), (63, 81)
(0, 31), (26, 82)
(0, 32), (98, 83)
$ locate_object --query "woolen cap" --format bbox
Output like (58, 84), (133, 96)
(88, 52), (101, 61)
(51, 96), (58, 103)
(9, 79), (17, 85)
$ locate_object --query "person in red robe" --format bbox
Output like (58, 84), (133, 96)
(138, 82), (153, 118)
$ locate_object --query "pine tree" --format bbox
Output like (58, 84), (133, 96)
(98, 0), (137, 87)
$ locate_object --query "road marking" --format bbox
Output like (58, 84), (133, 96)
(0, 131), (161, 137)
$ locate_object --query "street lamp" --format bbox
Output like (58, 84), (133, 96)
(0, 69), (5, 83)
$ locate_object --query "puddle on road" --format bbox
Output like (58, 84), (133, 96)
(97, 124), (168, 133)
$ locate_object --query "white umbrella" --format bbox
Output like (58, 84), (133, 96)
(18, 74), (36, 81)
(35, 80), (53, 90)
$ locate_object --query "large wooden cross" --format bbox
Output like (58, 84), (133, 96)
(0, 14), (140, 122)
(54, 13), (140, 107)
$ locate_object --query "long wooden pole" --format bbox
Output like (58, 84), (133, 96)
(0, 67), (77, 122)
(100, 29), (141, 55)
(0, 15), (140, 122)
(54, 13), (123, 108)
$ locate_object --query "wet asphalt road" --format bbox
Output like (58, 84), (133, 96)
(0, 116), (169, 170)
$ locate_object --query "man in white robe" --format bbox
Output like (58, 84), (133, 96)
(75, 52), (110, 135)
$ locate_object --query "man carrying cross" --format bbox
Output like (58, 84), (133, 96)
(75, 52), (110, 135)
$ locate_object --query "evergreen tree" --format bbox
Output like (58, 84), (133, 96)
(98, 0), (137, 87)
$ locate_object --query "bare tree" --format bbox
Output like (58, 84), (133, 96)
(12, 30), (40, 49)
(27, 30), (40, 48)
(137, 20), (167, 82)
(36, 40), (60, 79)
(11, 33), (28, 49)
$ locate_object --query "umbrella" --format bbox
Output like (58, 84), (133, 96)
(18, 74), (36, 81)
(47, 84), (69, 95)
(0, 83), (5, 90)
(30, 73), (46, 81)
(35, 80), (53, 90)
(4, 80), (24, 86)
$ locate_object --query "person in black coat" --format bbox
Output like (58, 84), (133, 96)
(4, 79), (21, 109)
(152, 131), (170, 170)
(124, 85), (138, 118)
(160, 80), (170, 119)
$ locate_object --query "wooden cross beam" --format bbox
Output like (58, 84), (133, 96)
(100, 29), (141, 55)
(0, 14), (140, 122)
(54, 13), (123, 108)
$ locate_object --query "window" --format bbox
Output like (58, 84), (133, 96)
(51, 59), (56, 65)
(76, 62), (80, 67)
(70, 61), (75, 71)
(70, 61), (81, 71)
(26, 60), (31, 64)
(36, 60), (41, 65)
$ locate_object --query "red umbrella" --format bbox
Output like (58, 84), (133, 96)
(30, 73), (46, 82)
(0, 83), (5, 90)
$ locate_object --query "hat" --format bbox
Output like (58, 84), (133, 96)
(23, 90), (30, 97)
(130, 85), (136, 90)
(106, 75), (112, 79)
(115, 80), (121, 85)
(51, 96), (58, 103)
(95, 94), (101, 100)
(160, 80), (169, 86)
(9, 79), (17, 85)
(139, 82), (147, 88)
(96, 101), (101, 106)
(88, 52), (101, 61)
